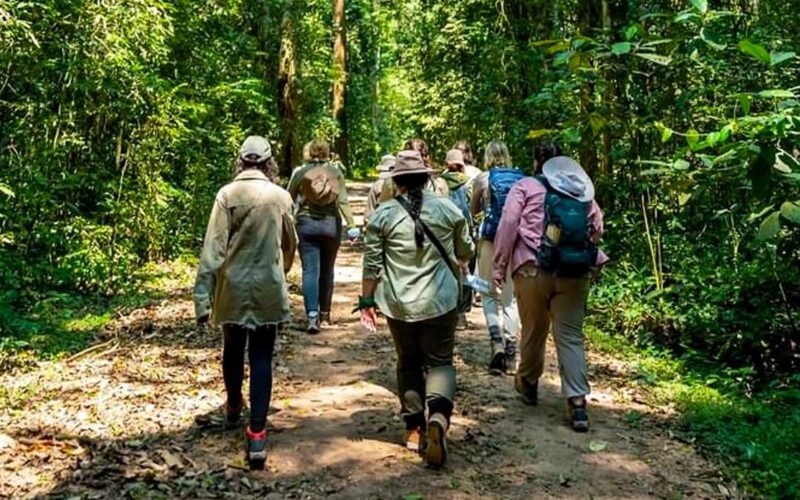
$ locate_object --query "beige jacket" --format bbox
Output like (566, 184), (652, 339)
(194, 169), (297, 326)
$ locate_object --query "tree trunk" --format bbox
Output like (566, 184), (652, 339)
(332, 0), (348, 166)
(278, 11), (299, 179)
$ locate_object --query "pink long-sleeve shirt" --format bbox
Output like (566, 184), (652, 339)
(492, 178), (609, 283)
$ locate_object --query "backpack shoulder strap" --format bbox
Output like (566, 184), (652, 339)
(395, 196), (459, 280)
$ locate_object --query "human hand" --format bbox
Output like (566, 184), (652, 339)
(493, 278), (504, 290)
(360, 307), (378, 333)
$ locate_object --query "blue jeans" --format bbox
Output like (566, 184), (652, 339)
(297, 216), (341, 315)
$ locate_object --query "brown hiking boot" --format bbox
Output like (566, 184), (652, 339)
(489, 340), (506, 375)
(425, 413), (448, 468)
(405, 427), (424, 453)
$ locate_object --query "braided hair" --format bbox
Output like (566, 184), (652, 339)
(394, 172), (429, 248)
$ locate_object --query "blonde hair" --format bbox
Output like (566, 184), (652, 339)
(483, 140), (512, 169)
(307, 138), (330, 162)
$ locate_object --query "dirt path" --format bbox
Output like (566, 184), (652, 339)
(0, 184), (732, 499)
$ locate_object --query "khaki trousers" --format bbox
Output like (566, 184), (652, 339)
(513, 265), (591, 399)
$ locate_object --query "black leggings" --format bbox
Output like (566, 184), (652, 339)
(222, 324), (277, 433)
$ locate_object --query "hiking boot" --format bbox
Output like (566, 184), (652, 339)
(307, 313), (320, 334)
(504, 350), (517, 375)
(320, 311), (332, 327)
(514, 376), (538, 406)
(245, 427), (267, 470)
(488, 338), (506, 376)
(225, 397), (244, 427)
(456, 314), (468, 331)
(425, 413), (448, 469)
(405, 427), (424, 453)
(568, 399), (589, 433)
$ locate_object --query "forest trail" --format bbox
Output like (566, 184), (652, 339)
(0, 184), (733, 499)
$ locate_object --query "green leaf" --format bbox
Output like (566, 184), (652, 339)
(690, 0), (708, 14)
(611, 42), (632, 55)
(673, 159), (691, 170)
(624, 25), (639, 41)
(675, 11), (700, 23)
(774, 156), (792, 173)
(589, 440), (609, 452)
(770, 51), (796, 67)
(661, 127), (673, 143)
(528, 129), (557, 140)
(700, 29), (726, 50)
(781, 202), (800, 224)
(739, 40), (771, 64)
(678, 193), (692, 206)
(738, 94), (752, 115)
(757, 89), (795, 99)
(748, 205), (776, 223)
(0, 183), (13, 198)
(635, 53), (672, 66)
(756, 211), (781, 240)
(686, 129), (700, 147)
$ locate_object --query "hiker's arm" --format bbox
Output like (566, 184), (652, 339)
(281, 200), (298, 274)
(336, 170), (356, 228)
(589, 200), (604, 244)
(194, 195), (229, 322)
(492, 184), (525, 286)
(470, 174), (485, 217)
(454, 212), (475, 266)
(287, 168), (301, 200)
(361, 215), (384, 284)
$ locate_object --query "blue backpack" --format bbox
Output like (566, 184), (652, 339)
(481, 167), (524, 240)
(448, 184), (472, 227)
(535, 176), (598, 277)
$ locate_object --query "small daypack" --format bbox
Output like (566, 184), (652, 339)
(482, 167), (525, 240)
(448, 185), (472, 227)
(535, 176), (598, 278)
(301, 163), (341, 207)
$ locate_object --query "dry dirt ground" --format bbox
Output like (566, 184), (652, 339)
(0, 184), (736, 499)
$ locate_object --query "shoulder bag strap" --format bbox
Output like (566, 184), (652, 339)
(395, 196), (460, 281)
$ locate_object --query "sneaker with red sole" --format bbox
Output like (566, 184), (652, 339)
(245, 427), (267, 470)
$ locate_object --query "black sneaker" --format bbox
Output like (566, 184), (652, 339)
(225, 398), (243, 427)
(514, 376), (538, 406)
(245, 427), (267, 470)
(568, 400), (589, 432)
(488, 338), (506, 375)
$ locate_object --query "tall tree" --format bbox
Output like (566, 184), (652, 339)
(332, 0), (348, 164)
(278, 9), (299, 178)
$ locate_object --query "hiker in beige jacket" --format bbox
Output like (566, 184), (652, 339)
(193, 135), (297, 470)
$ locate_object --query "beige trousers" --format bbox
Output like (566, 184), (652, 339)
(513, 265), (591, 399)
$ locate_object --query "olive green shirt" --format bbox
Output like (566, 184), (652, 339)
(287, 161), (355, 227)
(363, 193), (475, 322)
(194, 169), (298, 326)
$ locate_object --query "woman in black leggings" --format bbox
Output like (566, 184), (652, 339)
(194, 136), (297, 469)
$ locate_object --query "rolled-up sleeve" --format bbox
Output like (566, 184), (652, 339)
(454, 213), (475, 263)
(194, 195), (229, 319)
(281, 199), (298, 274)
(492, 183), (525, 283)
(362, 211), (384, 280)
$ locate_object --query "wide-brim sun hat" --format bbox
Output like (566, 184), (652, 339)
(542, 156), (595, 202)
(239, 136), (272, 163)
(391, 150), (433, 177)
(377, 154), (397, 178)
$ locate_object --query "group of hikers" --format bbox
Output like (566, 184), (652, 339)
(194, 135), (606, 470)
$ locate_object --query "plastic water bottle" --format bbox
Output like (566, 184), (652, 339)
(464, 274), (491, 294)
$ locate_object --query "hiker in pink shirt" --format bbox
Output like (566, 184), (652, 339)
(493, 145), (608, 432)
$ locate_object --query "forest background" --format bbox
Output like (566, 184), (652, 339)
(1, 0), (799, 496)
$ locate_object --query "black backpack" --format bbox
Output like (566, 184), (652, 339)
(535, 176), (598, 278)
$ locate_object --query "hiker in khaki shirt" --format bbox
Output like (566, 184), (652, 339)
(359, 150), (474, 469)
(193, 136), (297, 471)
